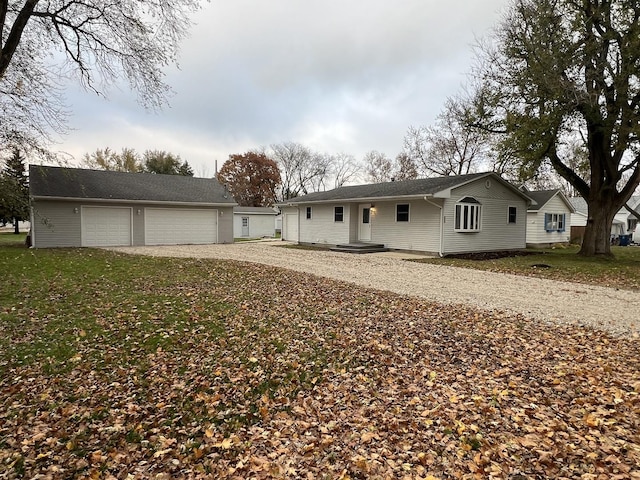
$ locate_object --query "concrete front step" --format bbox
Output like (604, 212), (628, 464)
(330, 243), (388, 254)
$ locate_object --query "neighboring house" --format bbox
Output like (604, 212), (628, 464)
(29, 165), (236, 248)
(278, 172), (534, 256)
(570, 196), (639, 243)
(233, 206), (277, 238)
(525, 189), (575, 247)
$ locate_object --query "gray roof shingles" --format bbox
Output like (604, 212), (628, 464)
(281, 173), (494, 204)
(30, 165), (236, 205)
(526, 190), (562, 212)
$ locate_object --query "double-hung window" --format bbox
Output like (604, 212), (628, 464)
(545, 213), (566, 232)
(334, 206), (344, 222)
(454, 197), (482, 232)
(306, 207), (312, 220)
(396, 204), (410, 222)
(508, 206), (517, 224)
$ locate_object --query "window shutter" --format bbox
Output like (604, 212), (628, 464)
(560, 213), (566, 232)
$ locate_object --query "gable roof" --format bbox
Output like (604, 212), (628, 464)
(30, 165), (236, 206)
(569, 197), (588, 215)
(526, 189), (576, 213)
(280, 172), (532, 205)
(570, 196), (640, 218)
(233, 206), (277, 215)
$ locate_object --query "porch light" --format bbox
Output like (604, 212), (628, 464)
(73, 207), (79, 214)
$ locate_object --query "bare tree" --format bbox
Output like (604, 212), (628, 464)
(0, 0), (201, 159)
(363, 150), (394, 183)
(394, 153), (419, 181)
(270, 142), (329, 200)
(330, 153), (362, 188)
(404, 97), (490, 177)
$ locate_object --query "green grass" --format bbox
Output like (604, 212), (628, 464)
(0, 231), (27, 245)
(409, 245), (640, 290)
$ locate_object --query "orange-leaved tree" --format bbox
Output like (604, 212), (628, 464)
(216, 152), (281, 207)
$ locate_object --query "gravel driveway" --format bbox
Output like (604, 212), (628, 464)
(108, 241), (639, 337)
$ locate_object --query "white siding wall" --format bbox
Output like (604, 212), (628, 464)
(300, 204), (350, 245)
(233, 214), (276, 238)
(441, 179), (528, 254)
(526, 195), (572, 245)
(369, 200), (441, 252)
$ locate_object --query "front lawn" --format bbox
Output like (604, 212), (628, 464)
(410, 245), (640, 291)
(1, 246), (639, 478)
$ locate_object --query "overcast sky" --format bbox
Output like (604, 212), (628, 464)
(59, 0), (510, 177)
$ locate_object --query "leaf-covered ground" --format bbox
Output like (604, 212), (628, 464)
(1, 248), (639, 479)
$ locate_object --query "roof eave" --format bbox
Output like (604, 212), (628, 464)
(31, 195), (237, 207)
(279, 193), (435, 205)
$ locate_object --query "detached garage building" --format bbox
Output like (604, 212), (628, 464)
(29, 165), (236, 248)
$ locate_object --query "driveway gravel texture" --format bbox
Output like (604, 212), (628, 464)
(108, 241), (639, 337)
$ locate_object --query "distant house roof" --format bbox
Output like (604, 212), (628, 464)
(233, 206), (277, 215)
(279, 172), (533, 204)
(570, 196), (640, 218)
(569, 197), (588, 215)
(526, 189), (576, 213)
(30, 165), (237, 206)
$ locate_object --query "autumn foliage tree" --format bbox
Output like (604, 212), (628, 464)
(217, 152), (281, 207)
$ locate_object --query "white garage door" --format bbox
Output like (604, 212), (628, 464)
(82, 207), (132, 247)
(284, 213), (299, 242)
(145, 208), (217, 245)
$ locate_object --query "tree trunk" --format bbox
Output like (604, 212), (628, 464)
(13, 217), (20, 234)
(579, 199), (616, 256)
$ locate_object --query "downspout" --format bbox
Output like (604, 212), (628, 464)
(424, 196), (444, 257)
(29, 205), (35, 248)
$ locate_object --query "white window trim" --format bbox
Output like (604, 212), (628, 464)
(545, 212), (566, 232)
(507, 206), (517, 224)
(306, 206), (312, 220)
(454, 201), (482, 232)
(396, 203), (410, 223)
(334, 205), (344, 223)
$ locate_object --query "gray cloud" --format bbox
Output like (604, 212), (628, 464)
(58, 0), (509, 175)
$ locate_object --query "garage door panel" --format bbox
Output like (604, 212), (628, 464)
(82, 207), (132, 247)
(145, 208), (217, 245)
(284, 213), (298, 242)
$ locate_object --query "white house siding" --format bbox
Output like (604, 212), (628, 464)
(299, 203), (350, 245)
(233, 213), (276, 238)
(368, 200), (441, 253)
(441, 180), (528, 254)
(526, 195), (572, 246)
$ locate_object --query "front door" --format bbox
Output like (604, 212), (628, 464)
(358, 204), (371, 241)
(241, 217), (249, 237)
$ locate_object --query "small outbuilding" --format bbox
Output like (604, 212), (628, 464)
(233, 206), (278, 238)
(29, 165), (236, 248)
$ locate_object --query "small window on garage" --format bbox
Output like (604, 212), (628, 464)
(508, 206), (517, 224)
(306, 206), (312, 219)
(334, 206), (344, 222)
(396, 204), (410, 222)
